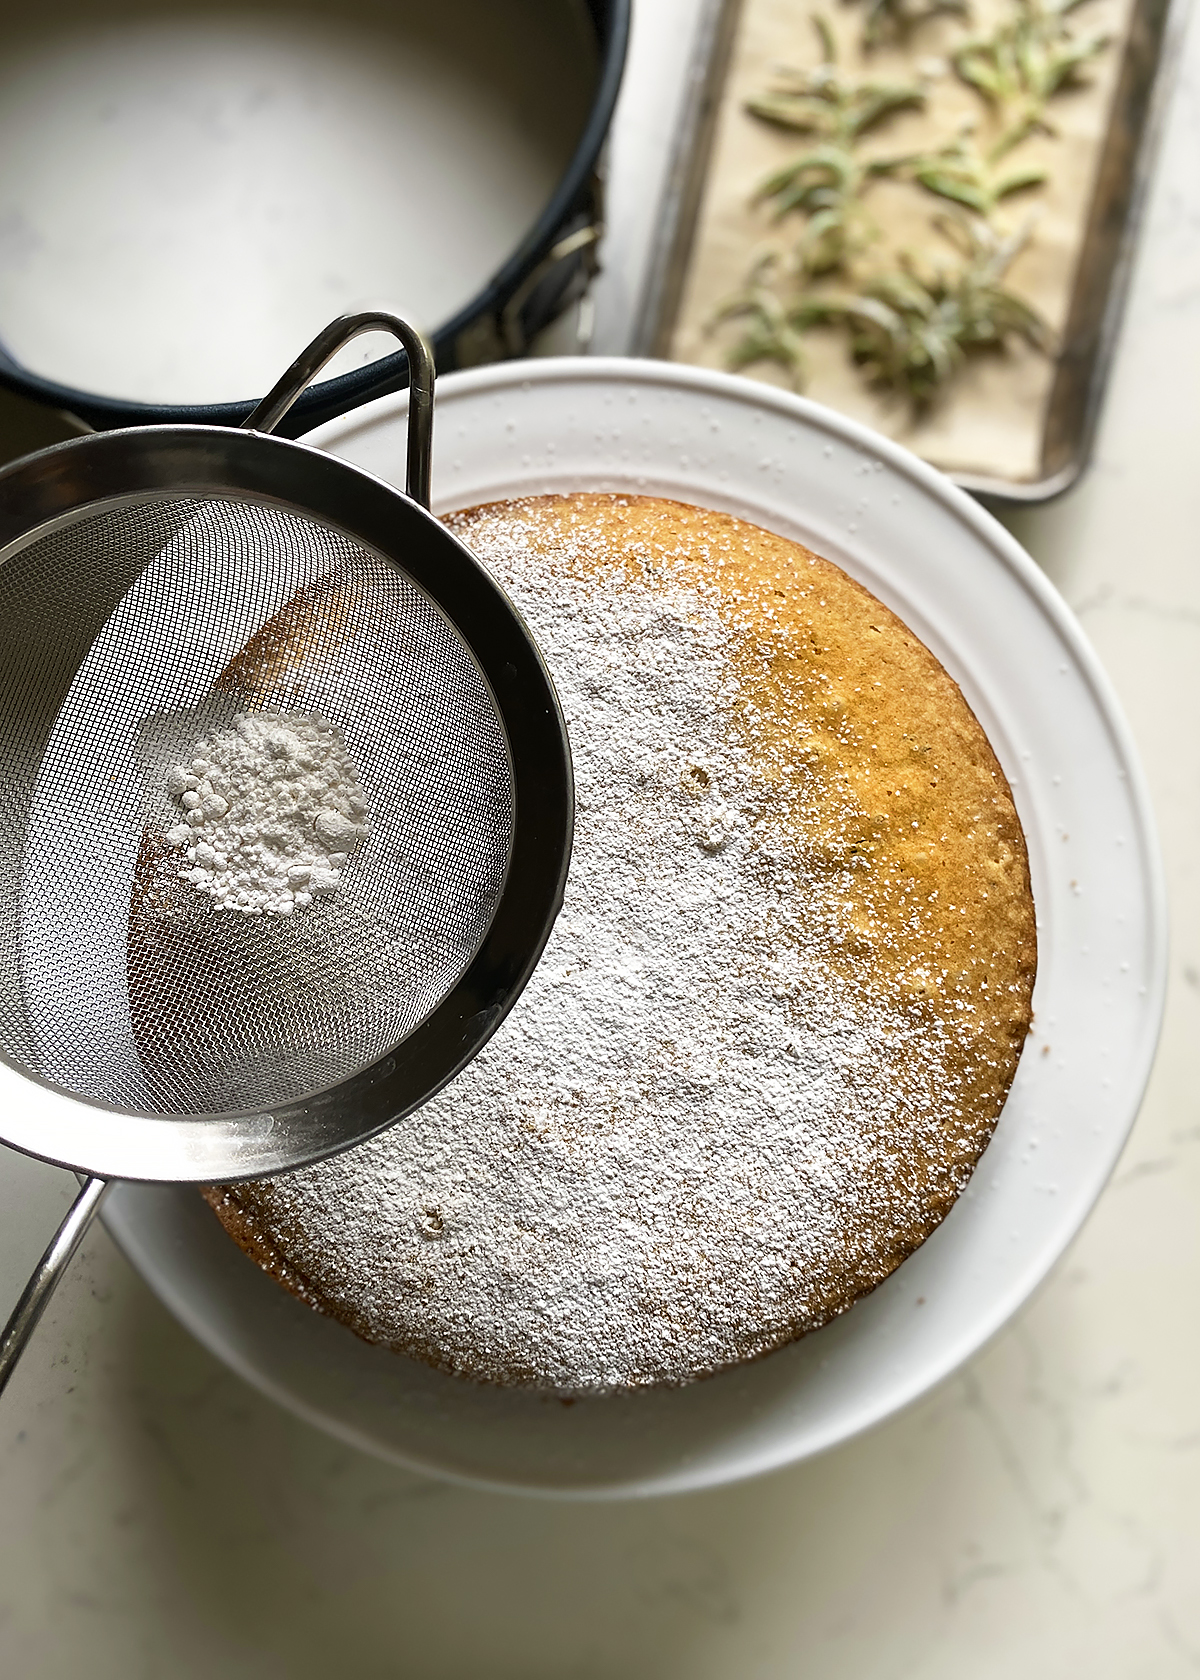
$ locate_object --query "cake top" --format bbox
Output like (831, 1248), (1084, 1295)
(209, 494), (1035, 1391)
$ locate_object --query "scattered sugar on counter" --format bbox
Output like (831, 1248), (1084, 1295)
(164, 711), (369, 914)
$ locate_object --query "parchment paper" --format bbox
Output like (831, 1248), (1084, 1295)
(669, 0), (1133, 483)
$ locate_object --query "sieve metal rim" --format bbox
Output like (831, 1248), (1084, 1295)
(0, 423), (573, 1183)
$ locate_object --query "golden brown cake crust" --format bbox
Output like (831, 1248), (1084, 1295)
(205, 494), (1036, 1390)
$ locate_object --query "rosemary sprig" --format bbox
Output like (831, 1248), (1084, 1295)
(715, 217), (1048, 402)
(745, 22), (925, 275)
(885, 125), (1047, 214)
(754, 144), (896, 274)
(843, 0), (968, 53)
(747, 22), (926, 141)
(952, 0), (1110, 146)
(713, 258), (815, 384)
(806, 213), (1052, 405)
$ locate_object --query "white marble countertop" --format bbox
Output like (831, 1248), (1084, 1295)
(3, 0), (1200, 1672)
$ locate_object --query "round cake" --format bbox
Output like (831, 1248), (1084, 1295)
(203, 492), (1036, 1392)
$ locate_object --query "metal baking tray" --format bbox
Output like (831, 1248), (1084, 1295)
(637, 0), (1188, 503)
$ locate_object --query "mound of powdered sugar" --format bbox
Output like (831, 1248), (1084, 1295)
(240, 508), (968, 1391)
(164, 710), (369, 915)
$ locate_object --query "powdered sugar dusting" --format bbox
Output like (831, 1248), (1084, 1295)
(245, 503), (974, 1391)
(164, 710), (369, 915)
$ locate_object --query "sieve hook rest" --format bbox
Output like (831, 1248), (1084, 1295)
(243, 312), (435, 509)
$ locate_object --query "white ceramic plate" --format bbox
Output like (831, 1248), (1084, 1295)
(104, 360), (1167, 1498)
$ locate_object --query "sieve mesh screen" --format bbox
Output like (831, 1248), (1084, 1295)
(0, 495), (514, 1116)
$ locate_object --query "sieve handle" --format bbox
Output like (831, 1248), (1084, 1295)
(243, 312), (435, 509)
(0, 1176), (111, 1400)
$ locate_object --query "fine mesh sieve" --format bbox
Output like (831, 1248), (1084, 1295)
(0, 312), (573, 1396)
(9, 496), (514, 1116)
